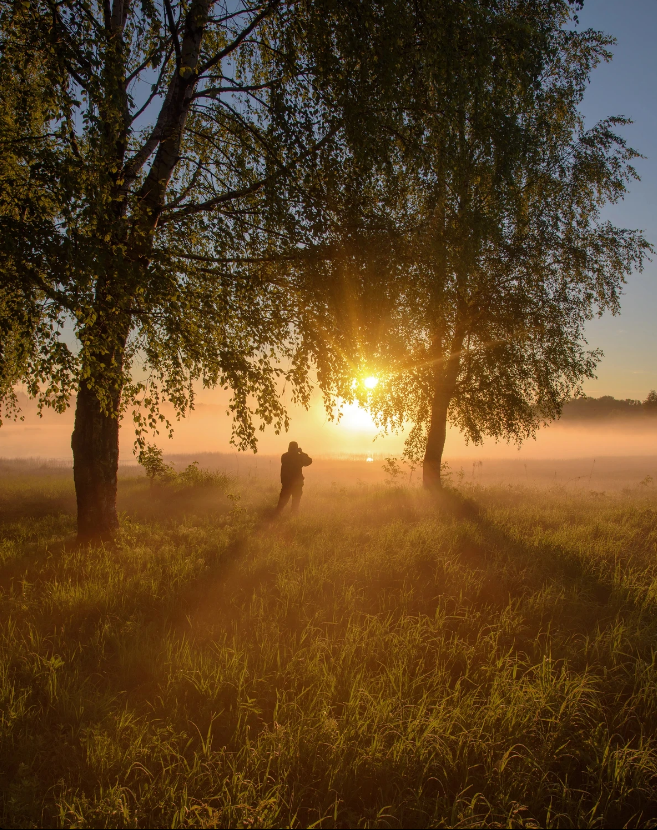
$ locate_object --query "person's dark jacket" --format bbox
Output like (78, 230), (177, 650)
(280, 449), (312, 487)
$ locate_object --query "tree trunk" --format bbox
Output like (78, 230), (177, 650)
(423, 328), (465, 489)
(71, 377), (122, 541)
(423, 385), (451, 488)
(71, 315), (128, 542)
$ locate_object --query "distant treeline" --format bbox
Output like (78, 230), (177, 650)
(560, 392), (657, 421)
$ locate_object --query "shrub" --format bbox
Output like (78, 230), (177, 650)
(138, 449), (230, 490)
(176, 461), (230, 489)
(137, 445), (175, 485)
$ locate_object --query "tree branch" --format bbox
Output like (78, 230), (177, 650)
(163, 250), (292, 264)
(159, 177), (270, 221)
(163, 0), (181, 65)
(48, 2), (95, 77)
(125, 38), (172, 86)
(163, 160), (205, 211)
(197, 0), (280, 74)
(159, 121), (338, 223)
(192, 77), (282, 99)
(121, 74), (178, 191)
(128, 47), (174, 124)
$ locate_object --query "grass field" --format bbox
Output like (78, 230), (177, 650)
(2, 464), (657, 828)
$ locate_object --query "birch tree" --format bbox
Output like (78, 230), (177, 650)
(304, 0), (651, 486)
(0, 0), (355, 538)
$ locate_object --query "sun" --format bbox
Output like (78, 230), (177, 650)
(364, 376), (378, 390)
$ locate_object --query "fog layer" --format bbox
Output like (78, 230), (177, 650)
(2, 391), (656, 461)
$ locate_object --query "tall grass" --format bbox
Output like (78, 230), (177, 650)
(1, 472), (657, 827)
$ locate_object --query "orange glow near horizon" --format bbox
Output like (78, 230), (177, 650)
(8, 383), (657, 463)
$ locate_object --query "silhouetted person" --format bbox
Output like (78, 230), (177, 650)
(276, 441), (312, 514)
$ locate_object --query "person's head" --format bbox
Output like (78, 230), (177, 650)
(288, 441), (299, 453)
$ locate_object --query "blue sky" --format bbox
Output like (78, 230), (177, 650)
(576, 0), (657, 399)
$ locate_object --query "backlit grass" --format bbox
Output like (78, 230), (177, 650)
(1, 472), (657, 827)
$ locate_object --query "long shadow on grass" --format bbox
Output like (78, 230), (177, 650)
(431, 487), (657, 662)
(162, 485), (657, 828)
(182, 484), (650, 654)
(0, 482), (256, 660)
(3, 483), (657, 828)
(0, 485), (75, 527)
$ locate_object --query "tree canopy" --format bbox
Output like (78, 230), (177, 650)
(297, 0), (651, 484)
(0, 0), (403, 536)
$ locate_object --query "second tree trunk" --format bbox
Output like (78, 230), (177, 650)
(71, 378), (122, 541)
(423, 338), (462, 488)
(423, 386), (451, 488)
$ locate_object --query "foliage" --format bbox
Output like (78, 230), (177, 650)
(0, 0), (316, 446)
(1, 0), (433, 534)
(382, 455), (422, 485)
(175, 460), (230, 489)
(3, 472), (657, 826)
(138, 447), (229, 489)
(0, 1), (78, 425)
(0, 0), (436, 448)
(382, 456), (403, 484)
(298, 0), (652, 478)
(645, 390), (657, 411)
(137, 444), (175, 484)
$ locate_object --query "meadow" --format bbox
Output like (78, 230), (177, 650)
(2, 460), (657, 828)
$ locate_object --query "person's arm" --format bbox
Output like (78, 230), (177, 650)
(300, 453), (312, 466)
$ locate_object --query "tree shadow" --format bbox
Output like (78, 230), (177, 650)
(0, 488), (76, 527)
(4, 480), (657, 829)
(423, 486), (650, 653)
(117, 478), (235, 523)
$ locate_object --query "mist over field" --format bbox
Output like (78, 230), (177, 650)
(3, 390), (657, 468)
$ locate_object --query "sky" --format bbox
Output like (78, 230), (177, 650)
(3, 0), (657, 462)
(576, 0), (657, 400)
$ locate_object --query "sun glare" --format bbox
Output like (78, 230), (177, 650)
(364, 376), (378, 389)
(339, 403), (377, 432)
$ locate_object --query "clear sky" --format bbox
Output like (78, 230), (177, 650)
(576, 0), (657, 400)
(3, 0), (657, 461)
